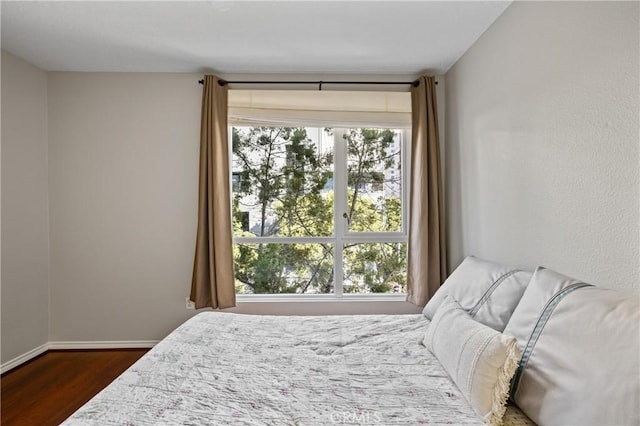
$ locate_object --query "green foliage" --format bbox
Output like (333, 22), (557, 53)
(343, 242), (407, 293)
(231, 126), (406, 294)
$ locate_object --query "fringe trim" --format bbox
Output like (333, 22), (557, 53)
(487, 337), (521, 426)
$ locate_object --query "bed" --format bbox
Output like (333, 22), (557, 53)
(63, 312), (533, 425)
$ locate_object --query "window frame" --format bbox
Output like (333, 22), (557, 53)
(231, 127), (410, 300)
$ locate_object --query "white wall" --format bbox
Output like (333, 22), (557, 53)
(48, 73), (202, 341)
(47, 73), (428, 343)
(1, 51), (50, 363)
(445, 1), (639, 292)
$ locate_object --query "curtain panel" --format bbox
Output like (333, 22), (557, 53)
(406, 75), (447, 306)
(191, 75), (236, 309)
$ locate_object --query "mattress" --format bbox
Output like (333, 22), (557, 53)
(63, 312), (534, 425)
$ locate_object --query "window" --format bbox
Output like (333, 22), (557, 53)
(231, 171), (244, 192)
(231, 126), (408, 296)
(228, 90), (411, 297)
(238, 211), (250, 232)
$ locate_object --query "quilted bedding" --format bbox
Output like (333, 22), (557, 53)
(63, 312), (534, 425)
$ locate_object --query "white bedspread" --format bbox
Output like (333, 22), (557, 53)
(63, 312), (534, 425)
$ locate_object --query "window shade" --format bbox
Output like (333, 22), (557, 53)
(228, 90), (411, 128)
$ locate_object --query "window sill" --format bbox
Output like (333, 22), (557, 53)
(236, 293), (408, 303)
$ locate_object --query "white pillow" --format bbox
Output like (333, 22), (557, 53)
(504, 267), (640, 425)
(502, 267), (584, 351)
(423, 256), (532, 331)
(423, 297), (521, 426)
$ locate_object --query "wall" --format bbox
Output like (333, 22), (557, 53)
(47, 73), (202, 342)
(445, 1), (639, 292)
(47, 73), (437, 342)
(1, 51), (50, 363)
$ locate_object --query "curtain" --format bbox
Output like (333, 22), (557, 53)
(190, 75), (236, 309)
(406, 75), (447, 306)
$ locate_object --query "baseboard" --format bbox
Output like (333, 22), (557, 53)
(1, 340), (158, 373)
(48, 340), (158, 350)
(1, 343), (49, 374)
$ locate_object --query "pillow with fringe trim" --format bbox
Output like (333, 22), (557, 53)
(423, 296), (520, 426)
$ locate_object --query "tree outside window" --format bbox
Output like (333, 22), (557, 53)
(231, 126), (407, 295)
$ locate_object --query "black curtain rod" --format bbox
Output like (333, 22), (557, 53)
(197, 79), (431, 89)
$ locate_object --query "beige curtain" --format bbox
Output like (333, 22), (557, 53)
(406, 75), (447, 306)
(190, 75), (236, 309)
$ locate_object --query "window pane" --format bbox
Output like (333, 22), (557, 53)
(234, 243), (334, 294)
(232, 127), (334, 238)
(344, 128), (403, 233)
(343, 243), (407, 294)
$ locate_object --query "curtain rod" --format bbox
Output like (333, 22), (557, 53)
(197, 79), (432, 90)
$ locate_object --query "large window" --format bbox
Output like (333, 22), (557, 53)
(227, 89), (411, 297)
(231, 126), (408, 296)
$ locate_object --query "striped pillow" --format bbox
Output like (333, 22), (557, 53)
(504, 267), (639, 425)
(423, 256), (532, 331)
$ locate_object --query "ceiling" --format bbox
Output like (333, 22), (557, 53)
(1, 1), (511, 75)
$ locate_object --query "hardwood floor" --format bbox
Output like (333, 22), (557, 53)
(1, 349), (148, 426)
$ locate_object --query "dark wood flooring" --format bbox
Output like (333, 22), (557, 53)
(1, 349), (148, 426)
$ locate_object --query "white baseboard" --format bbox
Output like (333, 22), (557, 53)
(1, 343), (48, 374)
(1, 340), (158, 374)
(48, 340), (158, 350)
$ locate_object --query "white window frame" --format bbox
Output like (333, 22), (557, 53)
(232, 127), (410, 301)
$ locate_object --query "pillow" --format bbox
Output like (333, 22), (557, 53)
(423, 296), (521, 426)
(504, 267), (640, 425)
(502, 267), (585, 351)
(423, 256), (532, 331)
